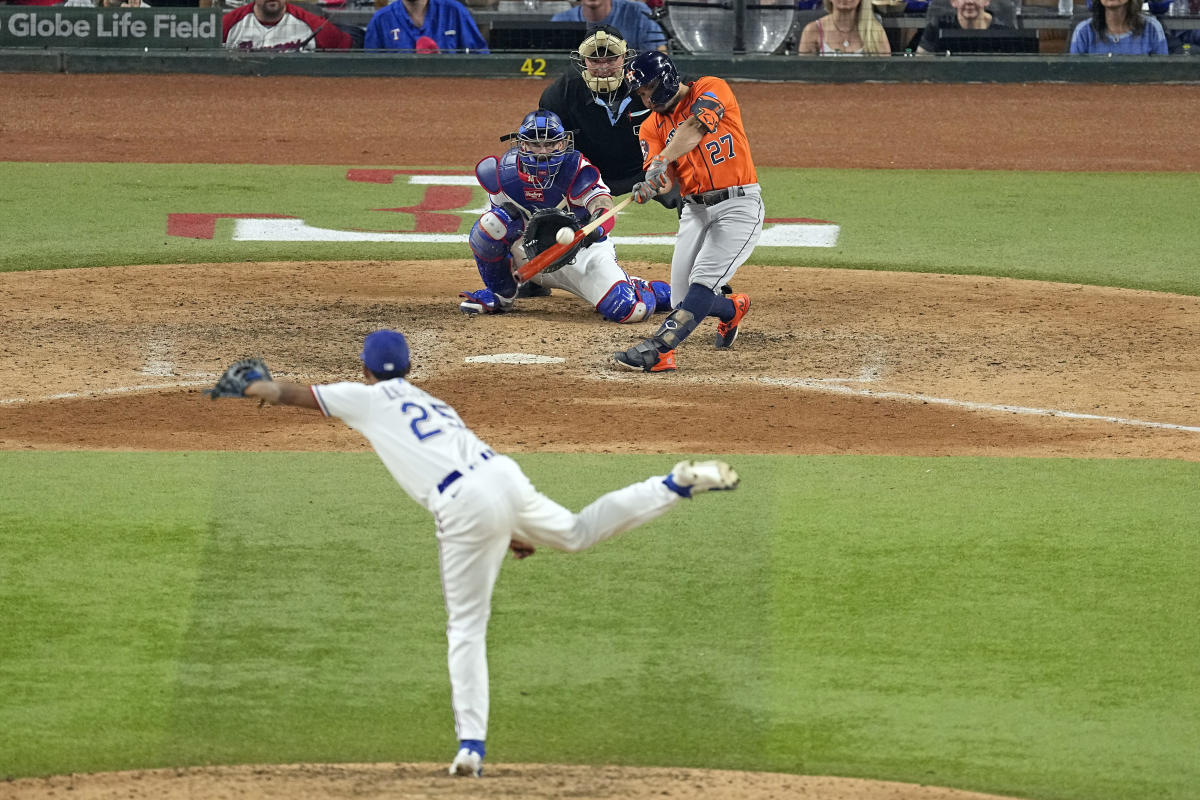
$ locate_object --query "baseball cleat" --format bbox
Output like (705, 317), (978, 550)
(666, 460), (740, 497)
(714, 293), (751, 349)
(458, 288), (513, 315)
(449, 746), (483, 778)
(613, 340), (676, 373)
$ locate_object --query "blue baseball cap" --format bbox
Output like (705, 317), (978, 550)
(360, 330), (410, 377)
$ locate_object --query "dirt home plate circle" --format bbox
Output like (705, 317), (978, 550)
(556, 227), (574, 246)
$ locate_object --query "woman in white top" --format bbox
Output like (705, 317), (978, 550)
(798, 0), (891, 55)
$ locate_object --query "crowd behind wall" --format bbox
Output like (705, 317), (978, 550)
(0, 0), (1195, 54)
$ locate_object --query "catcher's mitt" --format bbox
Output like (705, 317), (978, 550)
(523, 208), (582, 274)
(204, 357), (272, 399)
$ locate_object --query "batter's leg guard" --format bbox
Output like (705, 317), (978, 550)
(612, 338), (676, 373)
(651, 306), (700, 350)
(597, 279), (656, 324)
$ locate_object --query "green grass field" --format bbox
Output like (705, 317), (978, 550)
(2, 162), (1199, 799)
(1, 454), (1198, 798)
(3, 163), (1200, 295)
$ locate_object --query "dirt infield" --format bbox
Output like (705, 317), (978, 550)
(1, 75), (1197, 799)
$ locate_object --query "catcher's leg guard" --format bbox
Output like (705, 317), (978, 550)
(597, 279), (656, 324)
(469, 209), (523, 299)
(644, 279), (672, 312)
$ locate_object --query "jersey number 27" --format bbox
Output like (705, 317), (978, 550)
(704, 134), (735, 165)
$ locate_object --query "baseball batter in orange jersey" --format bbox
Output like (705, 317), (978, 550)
(612, 51), (764, 374)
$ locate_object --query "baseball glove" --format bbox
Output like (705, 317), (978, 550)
(523, 208), (582, 274)
(204, 357), (272, 399)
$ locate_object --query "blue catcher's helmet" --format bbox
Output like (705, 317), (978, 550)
(515, 109), (574, 189)
(626, 51), (681, 109)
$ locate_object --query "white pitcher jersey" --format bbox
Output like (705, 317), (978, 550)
(312, 379), (494, 510)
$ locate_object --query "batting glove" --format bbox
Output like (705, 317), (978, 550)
(632, 181), (658, 204)
(645, 155), (670, 189)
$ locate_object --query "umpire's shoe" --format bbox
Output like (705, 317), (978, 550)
(613, 339), (676, 373)
(714, 293), (751, 349)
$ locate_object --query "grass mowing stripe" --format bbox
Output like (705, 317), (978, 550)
(763, 456), (1199, 800)
(3, 163), (1200, 295)
(1, 452), (1197, 800)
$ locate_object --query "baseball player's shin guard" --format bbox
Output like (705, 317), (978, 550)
(652, 307), (699, 349)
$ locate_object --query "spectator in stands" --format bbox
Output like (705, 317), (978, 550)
(797, 0), (891, 55)
(365, 0), (489, 52)
(224, 0), (355, 50)
(1069, 0), (1168, 54)
(916, 0), (1011, 53)
(551, 0), (668, 54)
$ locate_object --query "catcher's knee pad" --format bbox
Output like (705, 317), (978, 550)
(597, 279), (655, 324)
(633, 278), (672, 312)
(469, 208), (523, 263)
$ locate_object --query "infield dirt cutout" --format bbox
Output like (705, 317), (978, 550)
(2, 75), (1198, 800)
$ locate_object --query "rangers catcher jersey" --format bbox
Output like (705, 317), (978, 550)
(222, 3), (353, 51)
(638, 76), (757, 196)
(476, 147), (610, 227)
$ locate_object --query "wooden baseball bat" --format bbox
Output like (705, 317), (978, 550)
(515, 195), (635, 283)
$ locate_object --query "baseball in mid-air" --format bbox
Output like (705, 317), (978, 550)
(556, 227), (574, 247)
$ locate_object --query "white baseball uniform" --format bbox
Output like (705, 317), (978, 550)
(311, 377), (682, 741)
(487, 181), (652, 322)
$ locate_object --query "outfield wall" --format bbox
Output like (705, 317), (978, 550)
(3, 47), (1200, 82)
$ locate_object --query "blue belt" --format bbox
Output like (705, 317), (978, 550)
(437, 449), (494, 494)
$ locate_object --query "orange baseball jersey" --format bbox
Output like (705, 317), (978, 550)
(638, 76), (757, 196)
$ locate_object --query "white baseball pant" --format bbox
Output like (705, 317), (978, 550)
(430, 454), (681, 741)
(530, 239), (642, 316)
(669, 184), (765, 303)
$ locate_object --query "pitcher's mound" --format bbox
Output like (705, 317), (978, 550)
(3, 762), (1028, 800)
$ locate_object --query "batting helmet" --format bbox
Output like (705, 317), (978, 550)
(571, 25), (635, 108)
(626, 51), (681, 109)
(514, 109), (574, 189)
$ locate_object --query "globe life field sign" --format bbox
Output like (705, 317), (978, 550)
(0, 7), (220, 48)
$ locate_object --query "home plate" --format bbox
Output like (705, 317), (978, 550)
(464, 353), (565, 364)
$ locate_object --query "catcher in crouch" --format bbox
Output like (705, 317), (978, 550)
(458, 108), (671, 323)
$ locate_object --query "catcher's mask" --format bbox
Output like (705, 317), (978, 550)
(515, 109), (574, 190)
(626, 51), (680, 110)
(570, 25), (635, 109)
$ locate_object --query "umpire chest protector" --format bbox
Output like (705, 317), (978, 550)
(540, 74), (647, 184)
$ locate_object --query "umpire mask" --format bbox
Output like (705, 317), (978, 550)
(571, 26), (634, 107)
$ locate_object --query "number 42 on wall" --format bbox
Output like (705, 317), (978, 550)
(520, 58), (548, 76)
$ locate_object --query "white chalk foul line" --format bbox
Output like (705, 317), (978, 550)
(0, 380), (215, 405)
(3, 375), (1196, 436)
(751, 376), (1200, 434)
